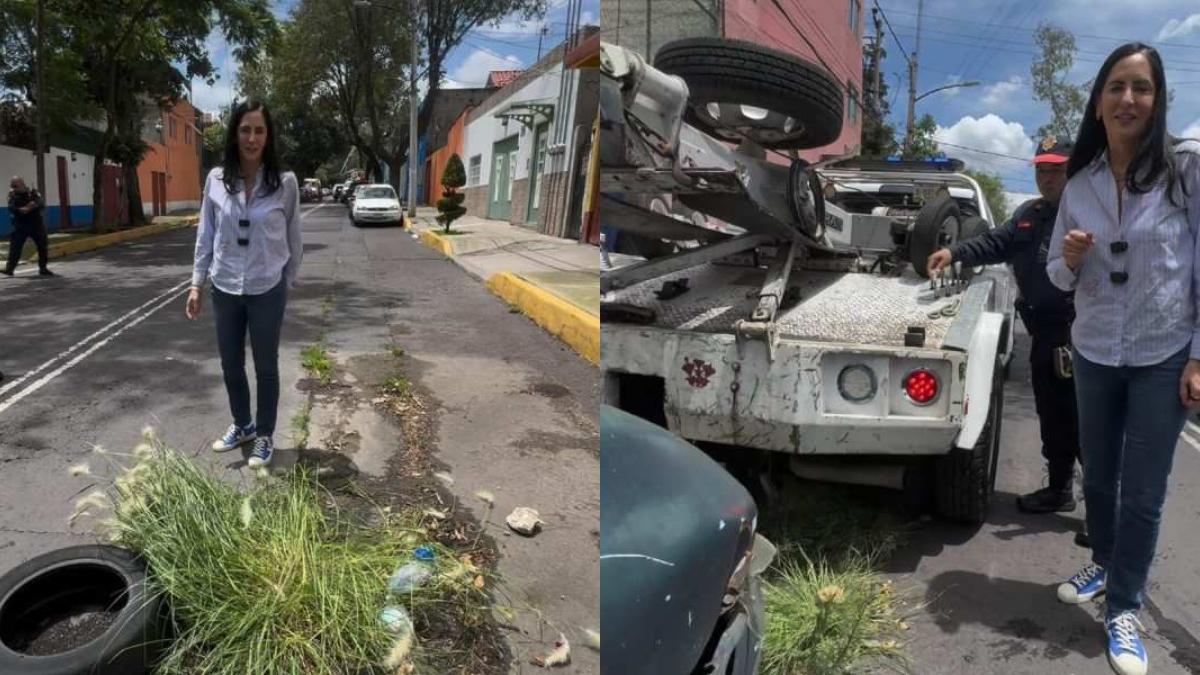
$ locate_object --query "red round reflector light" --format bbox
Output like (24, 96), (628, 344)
(905, 369), (939, 405)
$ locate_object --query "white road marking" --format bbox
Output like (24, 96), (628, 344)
(1182, 421), (1200, 453)
(0, 280), (190, 401)
(0, 285), (189, 416)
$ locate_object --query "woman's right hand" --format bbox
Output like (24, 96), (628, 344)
(1062, 229), (1095, 271)
(185, 287), (202, 320)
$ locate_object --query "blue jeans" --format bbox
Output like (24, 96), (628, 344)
(211, 279), (287, 437)
(1074, 346), (1189, 616)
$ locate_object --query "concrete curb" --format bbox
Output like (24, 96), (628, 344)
(41, 216), (199, 261)
(485, 271), (600, 366)
(418, 229), (455, 257)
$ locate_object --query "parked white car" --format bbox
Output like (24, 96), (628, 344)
(349, 184), (402, 227)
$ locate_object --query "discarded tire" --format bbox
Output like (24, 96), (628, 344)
(0, 545), (169, 675)
(654, 37), (844, 149)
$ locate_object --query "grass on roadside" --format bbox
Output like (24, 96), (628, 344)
(301, 344), (333, 384)
(382, 376), (411, 396)
(757, 478), (913, 675)
(390, 346), (405, 359)
(290, 400), (313, 449)
(75, 434), (490, 675)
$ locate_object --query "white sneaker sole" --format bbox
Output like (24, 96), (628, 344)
(247, 454), (273, 468)
(1109, 650), (1148, 675)
(1057, 581), (1105, 604)
(212, 435), (256, 452)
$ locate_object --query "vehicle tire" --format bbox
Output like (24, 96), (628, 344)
(0, 545), (170, 675)
(935, 355), (1004, 524)
(910, 196), (962, 279)
(653, 37), (843, 150)
(955, 215), (990, 280)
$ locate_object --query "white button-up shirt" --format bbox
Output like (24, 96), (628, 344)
(1047, 142), (1200, 366)
(191, 166), (303, 295)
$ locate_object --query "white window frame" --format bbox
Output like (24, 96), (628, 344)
(468, 155), (482, 186)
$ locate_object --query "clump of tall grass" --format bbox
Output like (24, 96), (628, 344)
(74, 429), (485, 674)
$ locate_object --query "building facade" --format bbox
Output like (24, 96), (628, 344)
(600, 0), (864, 160)
(460, 26), (600, 239)
(137, 98), (203, 216)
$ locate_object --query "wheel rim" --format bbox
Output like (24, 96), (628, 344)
(694, 102), (808, 145)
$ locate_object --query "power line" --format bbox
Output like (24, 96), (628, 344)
(877, 3), (1200, 52)
(874, 1), (910, 62)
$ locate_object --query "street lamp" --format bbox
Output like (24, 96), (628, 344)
(903, 80), (980, 156)
(354, 0), (420, 219)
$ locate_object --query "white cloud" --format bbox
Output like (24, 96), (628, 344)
(190, 77), (236, 116)
(935, 114), (1035, 178)
(580, 10), (596, 26)
(981, 76), (1023, 109)
(448, 49), (523, 87)
(1182, 119), (1200, 140)
(1156, 14), (1200, 41)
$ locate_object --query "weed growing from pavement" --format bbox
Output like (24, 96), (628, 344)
(301, 344), (333, 384)
(758, 478), (913, 674)
(507, 303), (521, 314)
(390, 346), (405, 359)
(383, 376), (411, 396)
(71, 430), (491, 675)
(290, 400), (313, 449)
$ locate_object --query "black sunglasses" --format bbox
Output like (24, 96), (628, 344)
(238, 219), (250, 246)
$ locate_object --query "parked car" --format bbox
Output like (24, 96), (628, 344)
(349, 184), (402, 226)
(601, 405), (774, 675)
(300, 178), (322, 203)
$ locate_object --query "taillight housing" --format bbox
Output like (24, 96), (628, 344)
(903, 369), (939, 405)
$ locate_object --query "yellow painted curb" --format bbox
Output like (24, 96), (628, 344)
(486, 272), (599, 366)
(418, 229), (456, 256)
(44, 217), (198, 261)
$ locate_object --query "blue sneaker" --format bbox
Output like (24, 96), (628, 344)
(248, 436), (274, 468)
(1057, 562), (1106, 604)
(1106, 611), (1148, 675)
(213, 422), (256, 452)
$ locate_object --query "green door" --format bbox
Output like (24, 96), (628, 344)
(527, 123), (549, 225)
(488, 136), (519, 221)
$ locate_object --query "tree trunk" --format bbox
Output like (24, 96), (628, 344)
(90, 122), (115, 233)
(123, 161), (146, 227)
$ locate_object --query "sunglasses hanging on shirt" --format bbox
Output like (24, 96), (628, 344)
(1109, 240), (1128, 284)
(238, 219), (250, 246)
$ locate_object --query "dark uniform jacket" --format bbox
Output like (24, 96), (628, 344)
(949, 198), (1074, 330)
(7, 189), (44, 231)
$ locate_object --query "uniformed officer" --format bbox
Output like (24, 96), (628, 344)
(928, 138), (1084, 533)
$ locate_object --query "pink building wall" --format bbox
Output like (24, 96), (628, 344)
(723, 0), (865, 162)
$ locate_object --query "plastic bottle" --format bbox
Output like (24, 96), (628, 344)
(387, 546), (436, 594)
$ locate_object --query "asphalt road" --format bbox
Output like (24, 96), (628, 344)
(0, 202), (600, 673)
(888, 325), (1200, 674)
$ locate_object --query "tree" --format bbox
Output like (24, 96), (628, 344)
(1030, 23), (1088, 143)
(202, 121), (226, 153)
(12, 0), (280, 231)
(422, 0), (546, 117)
(269, 0), (411, 185)
(964, 169), (1009, 225)
(436, 153), (466, 233)
(903, 114), (942, 161)
(861, 37), (897, 158)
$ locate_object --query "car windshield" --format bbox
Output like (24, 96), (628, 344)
(360, 187), (395, 200)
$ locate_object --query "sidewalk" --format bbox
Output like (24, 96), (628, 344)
(406, 208), (600, 364)
(0, 212), (200, 263)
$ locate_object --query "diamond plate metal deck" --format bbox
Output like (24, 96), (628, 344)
(603, 264), (965, 348)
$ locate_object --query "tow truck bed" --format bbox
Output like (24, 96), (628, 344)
(604, 264), (968, 350)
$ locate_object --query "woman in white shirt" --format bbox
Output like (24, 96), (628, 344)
(185, 100), (303, 469)
(1046, 43), (1200, 675)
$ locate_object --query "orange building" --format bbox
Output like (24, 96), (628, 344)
(137, 98), (203, 217)
(426, 107), (472, 206)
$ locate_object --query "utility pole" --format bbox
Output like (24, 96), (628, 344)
(645, 0), (651, 57)
(871, 6), (884, 115)
(537, 24), (548, 61)
(903, 0), (923, 156)
(407, 0), (418, 218)
(34, 0), (46, 194)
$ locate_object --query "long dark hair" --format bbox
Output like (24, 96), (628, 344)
(221, 99), (282, 195)
(1067, 43), (1184, 202)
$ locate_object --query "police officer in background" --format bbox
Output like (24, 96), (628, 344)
(3, 175), (53, 276)
(928, 138), (1085, 544)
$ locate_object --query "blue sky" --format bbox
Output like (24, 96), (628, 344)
(874, 0), (1200, 195)
(190, 0), (598, 115)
